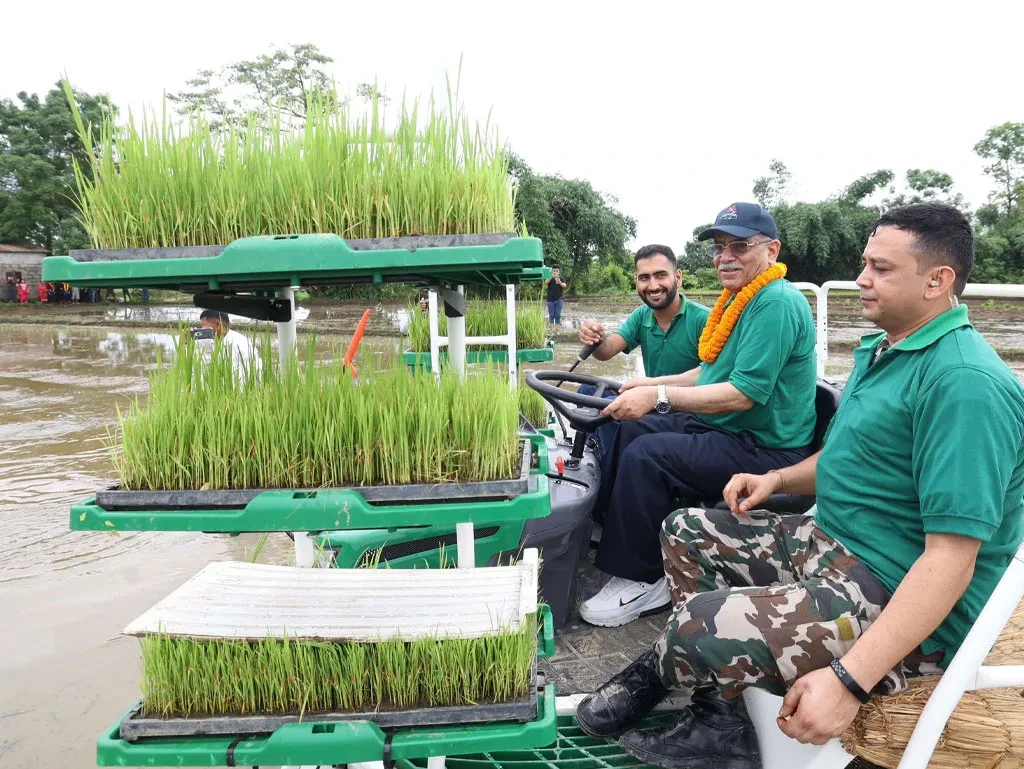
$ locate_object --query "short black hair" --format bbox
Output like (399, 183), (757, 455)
(200, 309), (231, 326)
(871, 203), (974, 296)
(550, 264), (560, 270)
(634, 244), (677, 268)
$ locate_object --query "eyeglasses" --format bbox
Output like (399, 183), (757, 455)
(707, 238), (773, 259)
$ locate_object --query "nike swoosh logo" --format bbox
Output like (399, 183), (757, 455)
(619, 593), (647, 608)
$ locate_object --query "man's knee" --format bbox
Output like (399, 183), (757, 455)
(660, 507), (708, 552)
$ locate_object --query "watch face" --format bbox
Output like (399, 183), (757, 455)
(656, 401), (670, 414)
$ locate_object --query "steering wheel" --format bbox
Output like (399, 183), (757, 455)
(525, 371), (624, 432)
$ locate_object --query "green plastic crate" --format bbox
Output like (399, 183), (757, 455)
(397, 714), (677, 769)
(42, 233), (547, 290)
(401, 342), (555, 370)
(95, 685), (558, 767)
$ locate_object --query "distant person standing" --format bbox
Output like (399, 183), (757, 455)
(545, 265), (567, 326)
(17, 279), (29, 304)
(5, 275), (15, 303)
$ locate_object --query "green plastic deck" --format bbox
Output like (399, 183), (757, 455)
(95, 685), (558, 767)
(42, 234), (547, 290)
(71, 476), (550, 534)
(401, 342), (555, 369)
(397, 713), (676, 769)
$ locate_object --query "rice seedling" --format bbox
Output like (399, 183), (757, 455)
(407, 299), (547, 352)
(518, 380), (549, 428)
(111, 335), (521, 491)
(63, 77), (515, 249)
(138, 616), (537, 717)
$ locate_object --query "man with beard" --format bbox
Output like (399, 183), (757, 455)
(575, 245), (710, 457)
(579, 244), (710, 383)
(579, 202), (817, 627)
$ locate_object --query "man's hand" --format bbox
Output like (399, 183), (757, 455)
(619, 376), (656, 392)
(602, 386), (657, 421)
(579, 320), (605, 347)
(722, 471), (783, 515)
(776, 667), (862, 745)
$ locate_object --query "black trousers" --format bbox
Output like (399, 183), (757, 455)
(593, 411), (812, 583)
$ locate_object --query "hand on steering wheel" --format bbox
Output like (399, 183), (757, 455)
(524, 371), (623, 432)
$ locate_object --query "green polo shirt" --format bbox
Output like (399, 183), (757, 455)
(615, 298), (711, 378)
(695, 279), (817, 449)
(815, 305), (1024, 666)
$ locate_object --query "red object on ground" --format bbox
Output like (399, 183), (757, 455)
(555, 456), (565, 475)
(342, 309), (372, 377)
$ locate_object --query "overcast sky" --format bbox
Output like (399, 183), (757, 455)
(4, 0), (1022, 251)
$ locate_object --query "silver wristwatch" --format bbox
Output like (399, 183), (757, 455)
(655, 384), (671, 414)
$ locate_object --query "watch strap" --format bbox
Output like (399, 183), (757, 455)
(829, 659), (871, 704)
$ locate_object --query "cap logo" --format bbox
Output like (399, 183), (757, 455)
(720, 205), (738, 221)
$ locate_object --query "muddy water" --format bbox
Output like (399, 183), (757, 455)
(0, 298), (1022, 767)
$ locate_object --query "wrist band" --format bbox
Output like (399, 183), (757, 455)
(830, 659), (871, 704)
(770, 468), (785, 491)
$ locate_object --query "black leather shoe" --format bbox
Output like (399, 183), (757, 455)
(618, 688), (761, 769)
(576, 649), (669, 738)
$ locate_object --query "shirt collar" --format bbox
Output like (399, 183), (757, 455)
(642, 296), (689, 328)
(858, 305), (971, 353)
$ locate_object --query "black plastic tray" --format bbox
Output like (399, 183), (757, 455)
(95, 439), (533, 511)
(118, 671), (541, 741)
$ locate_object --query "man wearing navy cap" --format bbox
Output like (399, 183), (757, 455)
(580, 202), (818, 627)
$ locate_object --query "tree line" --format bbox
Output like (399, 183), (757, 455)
(2, 43), (1021, 296)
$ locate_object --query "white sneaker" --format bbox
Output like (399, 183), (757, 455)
(579, 576), (671, 627)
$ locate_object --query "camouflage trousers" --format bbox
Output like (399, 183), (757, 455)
(653, 507), (944, 699)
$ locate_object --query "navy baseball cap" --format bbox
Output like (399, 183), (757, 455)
(697, 202), (778, 241)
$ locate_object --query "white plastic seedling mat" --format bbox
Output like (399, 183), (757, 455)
(124, 548), (539, 642)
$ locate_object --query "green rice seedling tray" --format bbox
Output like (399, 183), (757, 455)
(97, 438), (536, 511)
(42, 233), (547, 290)
(118, 606), (553, 742)
(396, 712), (677, 769)
(401, 342), (555, 370)
(72, 434), (551, 533)
(95, 685), (557, 767)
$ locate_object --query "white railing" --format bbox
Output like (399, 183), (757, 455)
(793, 281), (1024, 379)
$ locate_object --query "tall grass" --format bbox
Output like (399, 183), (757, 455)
(139, 617), (537, 717)
(407, 299), (547, 352)
(63, 79), (515, 249)
(112, 337), (521, 490)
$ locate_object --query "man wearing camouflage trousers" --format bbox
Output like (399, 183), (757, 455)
(576, 203), (1024, 769)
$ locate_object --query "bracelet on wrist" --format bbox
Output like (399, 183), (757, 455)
(770, 468), (785, 491)
(829, 658), (871, 704)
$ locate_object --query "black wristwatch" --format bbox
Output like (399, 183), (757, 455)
(829, 659), (871, 704)
(655, 384), (671, 414)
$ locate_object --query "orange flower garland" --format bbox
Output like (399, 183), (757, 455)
(698, 263), (788, 363)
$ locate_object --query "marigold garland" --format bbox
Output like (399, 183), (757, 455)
(698, 263), (788, 363)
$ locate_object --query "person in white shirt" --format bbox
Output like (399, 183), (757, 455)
(199, 309), (260, 379)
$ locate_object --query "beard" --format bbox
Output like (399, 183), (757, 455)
(640, 283), (678, 311)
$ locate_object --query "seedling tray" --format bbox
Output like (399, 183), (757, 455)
(72, 435), (551, 533)
(95, 685), (558, 767)
(42, 233), (547, 291)
(118, 669), (543, 741)
(97, 438), (534, 511)
(401, 342), (555, 370)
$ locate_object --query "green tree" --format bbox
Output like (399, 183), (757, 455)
(0, 83), (114, 253)
(974, 122), (1024, 216)
(167, 43), (386, 130)
(508, 153), (637, 292)
(882, 168), (969, 212)
(752, 159), (792, 208)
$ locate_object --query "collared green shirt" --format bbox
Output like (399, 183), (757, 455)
(815, 305), (1024, 666)
(695, 279), (817, 449)
(615, 297), (710, 378)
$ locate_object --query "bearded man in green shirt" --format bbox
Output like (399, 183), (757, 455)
(575, 203), (1024, 769)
